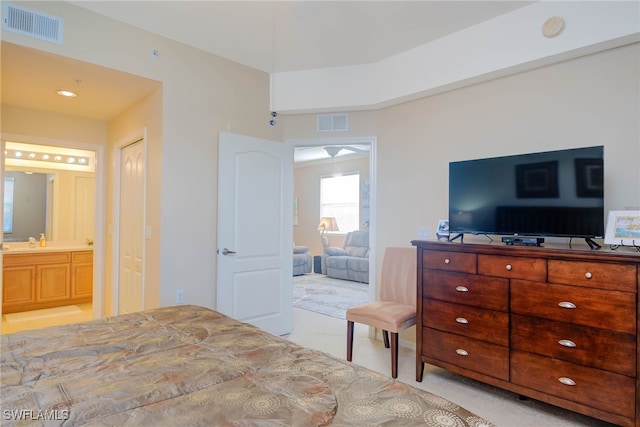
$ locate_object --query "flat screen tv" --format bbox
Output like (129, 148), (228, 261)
(448, 146), (604, 242)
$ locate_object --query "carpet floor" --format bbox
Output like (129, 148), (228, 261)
(292, 273), (368, 319)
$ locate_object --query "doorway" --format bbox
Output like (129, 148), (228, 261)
(0, 135), (106, 328)
(115, 137), (146, 315)
(290, 137), (377, 303)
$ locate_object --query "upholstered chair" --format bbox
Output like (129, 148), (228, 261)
(293, 244), (313, 276)
(346, 246), (417, 378)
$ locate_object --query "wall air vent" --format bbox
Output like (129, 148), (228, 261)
(317, 113), (348, 132)
(2, 2), (63, 44)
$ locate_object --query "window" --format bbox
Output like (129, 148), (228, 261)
(320, 173), (359, 232)
(4, 177), (14, 233)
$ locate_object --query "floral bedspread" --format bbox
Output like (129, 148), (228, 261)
(1, 305), (494, 426)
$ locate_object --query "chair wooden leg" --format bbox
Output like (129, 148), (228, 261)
(347, 321), (354, 361)
(391, 332), (399, 378)
(382, 330), (390, 348)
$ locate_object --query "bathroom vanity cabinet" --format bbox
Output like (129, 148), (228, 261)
(2, 249), (93, 313)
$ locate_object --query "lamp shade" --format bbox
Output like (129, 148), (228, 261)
(317, 217), (339, 232)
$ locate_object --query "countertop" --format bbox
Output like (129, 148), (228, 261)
(3, 241), (94, 255)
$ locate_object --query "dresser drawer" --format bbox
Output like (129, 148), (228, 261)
(423, 250), (476, 273)
(4, 252), (71, 266)
(422, 327), (509, 380)
(423, 270), (508, 311)
(548, 259), (636, 292)
(511, 350), (636, 418)
(511, 280), (636, 334)
(511, 314), (636, 376)
(72, 251), (93, 263)
(477, 254), (546, 281)
(423, 299), (508, 346)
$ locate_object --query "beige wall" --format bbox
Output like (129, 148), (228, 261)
(2, 1), (283, 312)
(1, 105), (108, 144)
(294, 156), (370, 257)
(285, 43), (640, 344)
(106, 88), (163, 314)
(2, 2), (637, 325)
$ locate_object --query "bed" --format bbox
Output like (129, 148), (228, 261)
(1, 305), (494, 426)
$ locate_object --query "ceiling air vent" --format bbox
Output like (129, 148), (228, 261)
(317, 114), (348, 132)
(2, 2), (63, 44)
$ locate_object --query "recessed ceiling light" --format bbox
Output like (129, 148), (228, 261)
(56, 90), (77, 97)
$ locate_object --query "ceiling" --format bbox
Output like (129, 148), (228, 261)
(2, 1), (533, 161)
(1, 42), (161, 122)
(70, 1), (533, 74)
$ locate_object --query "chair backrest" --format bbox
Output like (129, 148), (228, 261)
(379, 247), (417, 306)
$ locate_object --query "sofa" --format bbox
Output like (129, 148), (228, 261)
(293, 245), (312, 276)
(323, 230), (369, 283)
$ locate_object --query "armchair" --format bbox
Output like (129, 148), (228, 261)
(293, 245), (312, 276)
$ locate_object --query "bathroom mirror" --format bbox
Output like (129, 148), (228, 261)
(4, 142), (96, 243)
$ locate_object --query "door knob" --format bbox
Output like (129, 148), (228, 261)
(220, 248), (236, 255)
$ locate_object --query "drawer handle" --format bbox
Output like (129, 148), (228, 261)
(558, 339), (576, 348)
(558, 377), (576, 386)
(456, 317), (469, 324)
(444, 258), (451, 264)
(505, 264), (512, 271)
(585, 272), (592, 279)
(455, 286), (469, 292)
(455, 349), (469, 356)
(558, 301), (576, 309)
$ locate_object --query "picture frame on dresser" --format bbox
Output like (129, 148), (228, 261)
(604, 210), (640, 246)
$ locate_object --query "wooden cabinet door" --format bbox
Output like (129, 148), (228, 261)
(37, 264), (70, 302)
(3, 266), (36, 306)
(72, 263), (93, 298)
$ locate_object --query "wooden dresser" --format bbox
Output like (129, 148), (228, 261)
(413, 240), (639, 427)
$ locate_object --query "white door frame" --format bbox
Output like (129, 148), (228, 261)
(287, 136), (377, 303)
(0, 132), (106, 320)
(111, 129), (147, 315)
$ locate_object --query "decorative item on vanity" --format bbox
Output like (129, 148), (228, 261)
(39, 233), (46, 247)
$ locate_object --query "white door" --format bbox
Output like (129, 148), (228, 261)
(118, 140), (145, 314)
(217, 132), (293, 336)
(74, 176), (95, 241)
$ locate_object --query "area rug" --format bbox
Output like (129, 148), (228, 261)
(4, 305), (82, 324)
(293, 274), (368, 319)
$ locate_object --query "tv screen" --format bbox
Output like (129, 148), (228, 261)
(449, 146), (604, 239)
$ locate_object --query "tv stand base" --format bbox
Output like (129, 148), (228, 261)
(585, 237), (602, 250)
(501, 236), (544, 246)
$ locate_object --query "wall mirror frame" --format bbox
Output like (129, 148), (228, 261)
(3, 140), (96, 243)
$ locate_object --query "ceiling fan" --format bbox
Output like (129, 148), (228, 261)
(323, 145), (369, 158)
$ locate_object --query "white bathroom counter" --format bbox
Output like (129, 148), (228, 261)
(3, 241), (93, 254)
